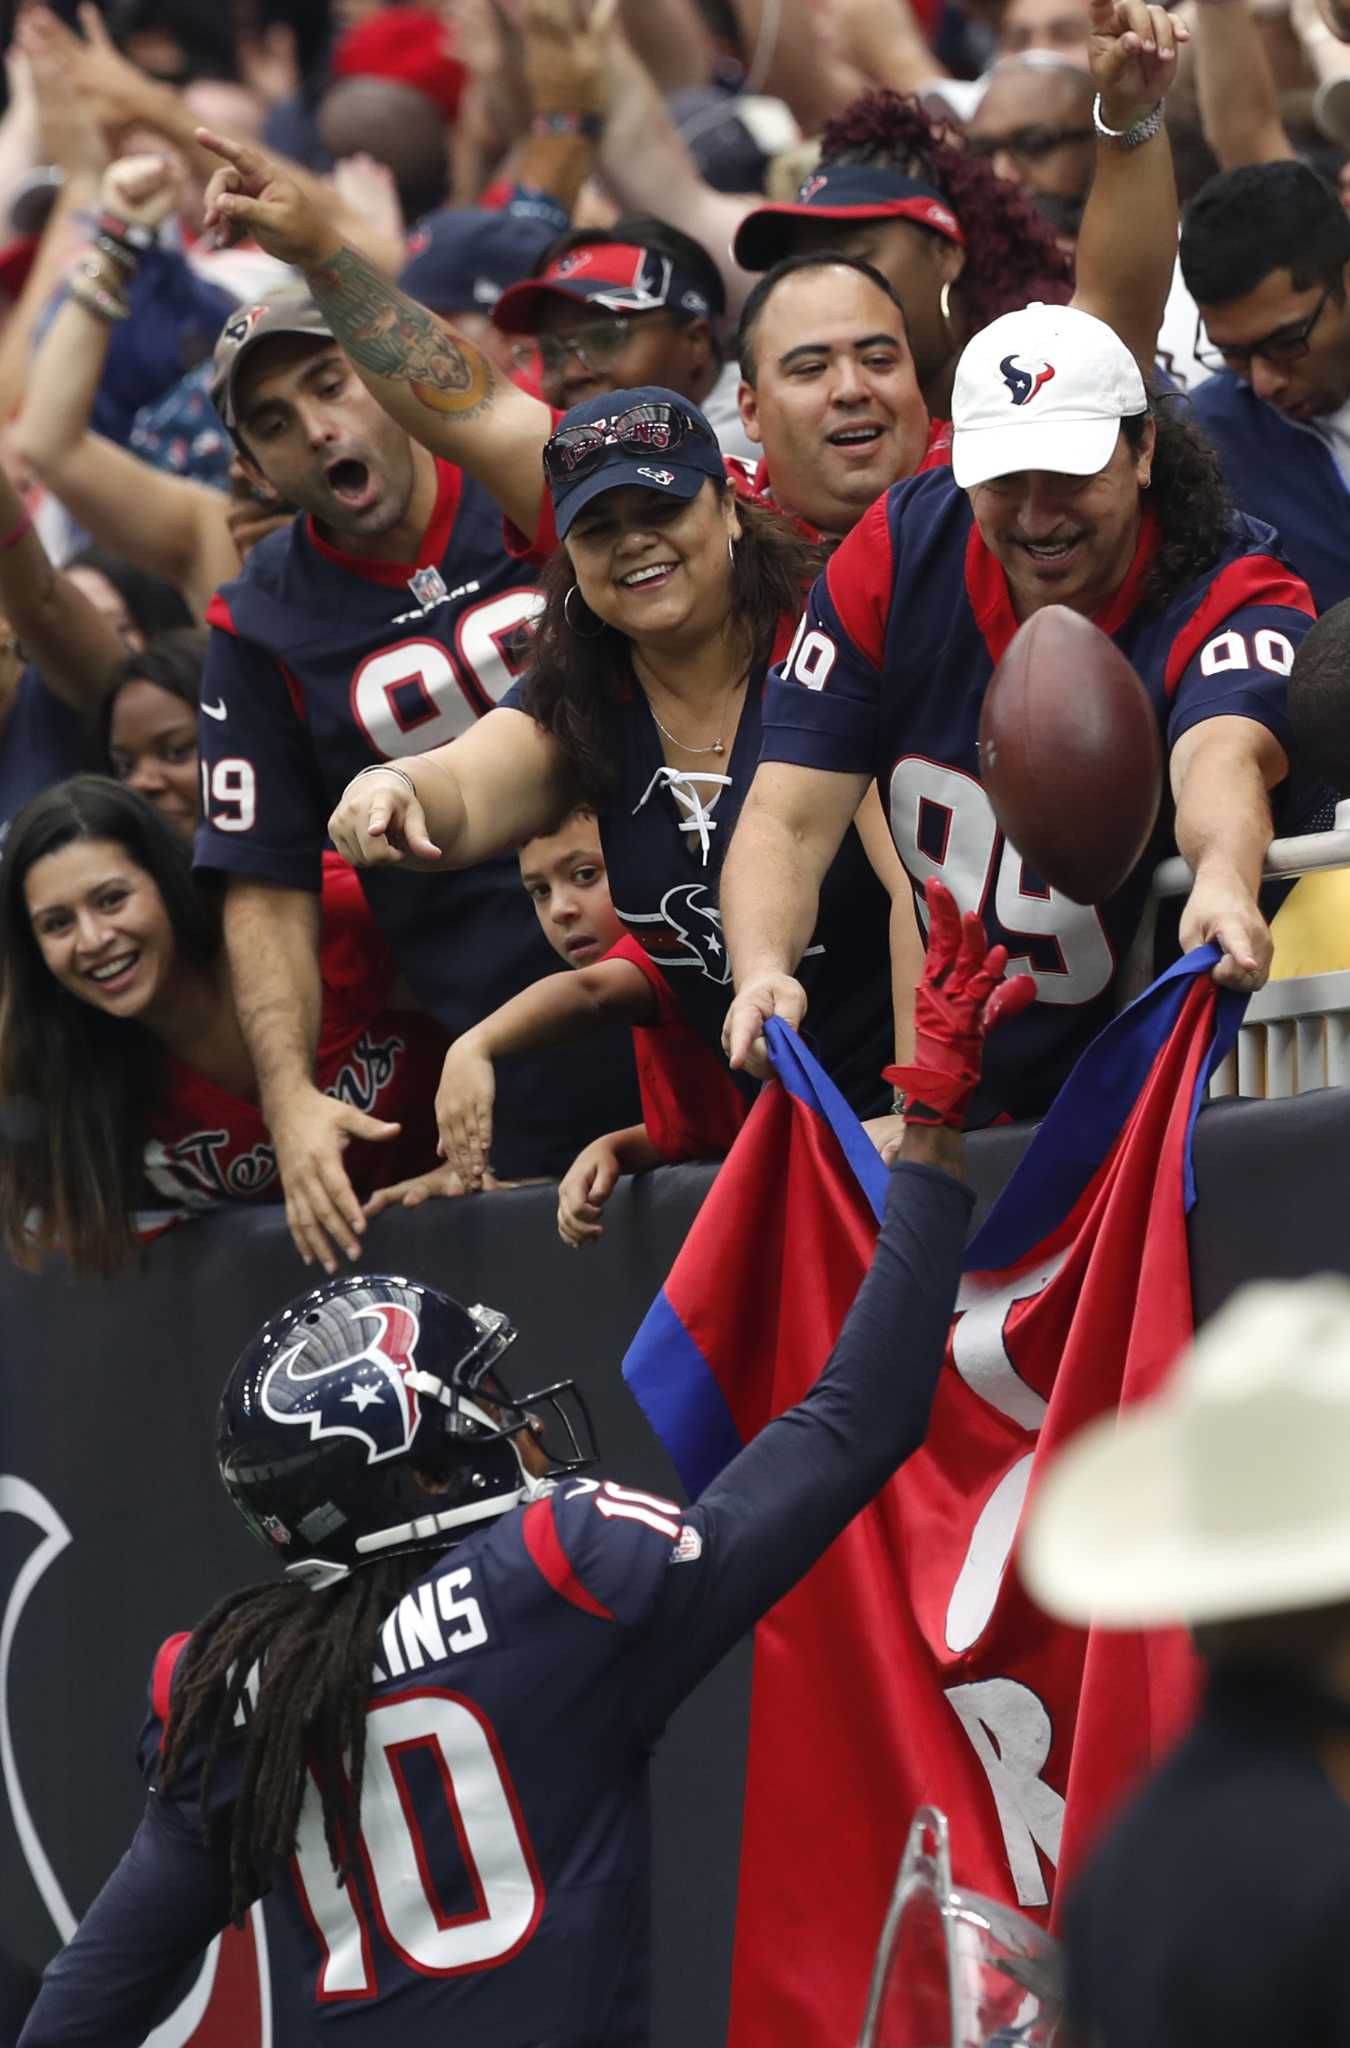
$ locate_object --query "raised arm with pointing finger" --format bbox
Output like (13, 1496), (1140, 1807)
(197, 132), (555, 538)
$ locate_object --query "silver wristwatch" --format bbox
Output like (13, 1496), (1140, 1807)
(1092, 93), (1164, 148)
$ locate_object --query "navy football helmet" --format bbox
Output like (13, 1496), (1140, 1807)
(218, 1275), (596, 1588)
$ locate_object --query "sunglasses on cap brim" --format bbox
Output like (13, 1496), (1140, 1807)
(544, 401), (717, 488)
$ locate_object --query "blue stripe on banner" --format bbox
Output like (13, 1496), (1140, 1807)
(621, 1290), (744, 1498)
(764, 1016), (890, 1224)
(967, 945), (1240, 1271)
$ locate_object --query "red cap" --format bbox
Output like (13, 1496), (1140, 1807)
(331, 6), (466, 121)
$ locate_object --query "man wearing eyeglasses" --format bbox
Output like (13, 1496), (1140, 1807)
(965, 56), (1098, 243)
(1180, 159), (1350, 615)
(489, 216), (758, 461)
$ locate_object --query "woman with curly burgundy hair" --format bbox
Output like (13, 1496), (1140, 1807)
(731, 0), (1189, 420)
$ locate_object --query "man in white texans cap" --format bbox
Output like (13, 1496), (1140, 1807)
(720, 299), (1312, 1124)
(1021, 1274), (1350, 2048)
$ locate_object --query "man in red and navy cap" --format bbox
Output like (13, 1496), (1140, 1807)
(490, 216), (749, 447)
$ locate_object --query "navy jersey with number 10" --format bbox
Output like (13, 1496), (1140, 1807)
(760, 467), (1315, 1119)
(17, 1160), (973, 2048)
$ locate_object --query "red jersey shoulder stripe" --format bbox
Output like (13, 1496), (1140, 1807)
(520, 1496), (615, 1620)
(206, 591), (237, 634)
(823, 491), (896, 671)
(150, 1630), (192, 1747)
(1163, 553), (1316, 699)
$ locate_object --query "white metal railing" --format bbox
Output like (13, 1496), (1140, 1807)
(1151, 800), (1350, 1099)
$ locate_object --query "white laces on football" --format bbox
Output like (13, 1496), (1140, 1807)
(632, 765), (732, 865)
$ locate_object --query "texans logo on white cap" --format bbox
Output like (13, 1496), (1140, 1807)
(1000, 354), (1056, 406)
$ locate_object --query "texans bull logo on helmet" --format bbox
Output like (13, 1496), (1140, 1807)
(1000, 354), (1056, 407)
(261, 1302), (424, 1464)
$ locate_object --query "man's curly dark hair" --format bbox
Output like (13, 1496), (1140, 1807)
(818, 91), (1075, 334)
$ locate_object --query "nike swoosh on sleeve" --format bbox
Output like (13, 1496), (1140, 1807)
(201, 699), (228, 720)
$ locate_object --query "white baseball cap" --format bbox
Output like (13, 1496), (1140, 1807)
(951, 302), (1148, 490)
(1019, 1274), (1350, 1629)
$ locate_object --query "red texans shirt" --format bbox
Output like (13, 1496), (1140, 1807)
(144, 855), (443, 1209)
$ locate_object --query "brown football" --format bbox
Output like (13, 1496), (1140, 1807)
(977, 606), (1164, 906)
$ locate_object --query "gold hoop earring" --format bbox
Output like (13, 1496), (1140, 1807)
(939, 279), (954, 335)
(563, 584), (606, 638)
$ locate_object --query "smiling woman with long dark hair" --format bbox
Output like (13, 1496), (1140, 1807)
(0, 777), (442, 1275)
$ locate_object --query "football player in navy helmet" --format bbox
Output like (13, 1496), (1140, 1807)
(19, 883), (1033, 2048)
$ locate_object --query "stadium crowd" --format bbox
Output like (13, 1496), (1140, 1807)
(6, 0), (1350, 2038)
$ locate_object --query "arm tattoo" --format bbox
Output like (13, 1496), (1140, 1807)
(308, 245), (498, 420)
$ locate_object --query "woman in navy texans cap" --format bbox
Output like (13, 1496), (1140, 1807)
(330, 384), (910, 1135)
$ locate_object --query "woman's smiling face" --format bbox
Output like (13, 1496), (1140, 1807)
(563, 480), (740, 647)
(24, 837), (179, 1020)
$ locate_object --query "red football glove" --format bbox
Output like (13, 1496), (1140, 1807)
(883, 879), (1037, 1129)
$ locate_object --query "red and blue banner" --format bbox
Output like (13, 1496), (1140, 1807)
(623, 950), (1244, 2048)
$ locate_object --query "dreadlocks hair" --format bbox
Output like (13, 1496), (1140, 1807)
(817, 90), (1074, 334)
(160, 1553), (428, 1922)
(520, 489), (826, 806)
(1124, 386), (1235, 610)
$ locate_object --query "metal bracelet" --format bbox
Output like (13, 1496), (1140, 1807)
(1091, 93), (1164, 148)
(353, 763), (418, 799)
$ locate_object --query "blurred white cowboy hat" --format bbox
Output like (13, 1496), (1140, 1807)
(1020, 1275), (1350, 1628)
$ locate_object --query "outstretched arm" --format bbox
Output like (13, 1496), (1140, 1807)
(326, 709), (575, 873)
(15, 154), (239, 619)
(437, 956), (656, 1189)
(17, 1798), (235, 2048)
(197, 132), (554, 537)
(597, 25), (759, 318)
(0, 464), (126, 719)
(633, 883), (1036, 1730)
(720, 760), (868, 1073)
(1071, 0), (1190, 373)
(1190, 0), (1294, 167)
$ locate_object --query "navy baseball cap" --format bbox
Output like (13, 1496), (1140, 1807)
(493, 241), (713, 336)
(544, 386), (725, 538)
(398, 208), (555, 315)
(732, 164), (965, 271)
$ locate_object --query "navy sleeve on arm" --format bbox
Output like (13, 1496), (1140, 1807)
(194, 625), (329, 892)
(629, 1158), (972, 1735)
(18, 1797), (235, 2048)
(758, 495), (895, 777)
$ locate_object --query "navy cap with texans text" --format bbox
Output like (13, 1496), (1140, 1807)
(732, 164), (965, 272)
(545, 385), (726, 539)
(209, 289), (335, 434)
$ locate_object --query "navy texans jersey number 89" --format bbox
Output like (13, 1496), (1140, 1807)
(888, 758), (1113, 1006)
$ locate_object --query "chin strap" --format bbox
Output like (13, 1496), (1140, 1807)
(883, 879), (1037, 1129)
(632, 765), (732, 865)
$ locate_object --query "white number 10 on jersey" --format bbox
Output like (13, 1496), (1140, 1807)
(291, 1689), (543, 1998)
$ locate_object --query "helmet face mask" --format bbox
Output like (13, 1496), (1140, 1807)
(217, 1278), (598, 1589)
